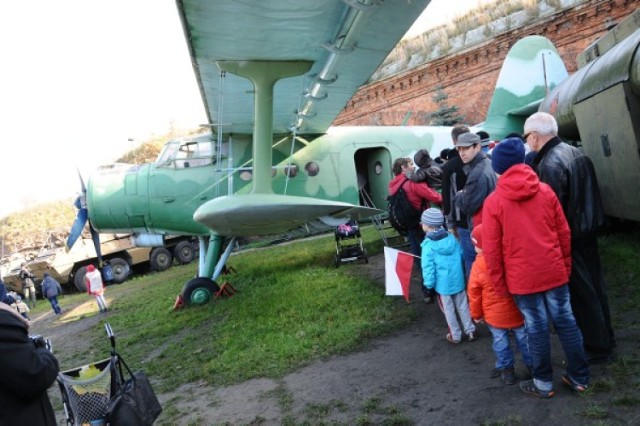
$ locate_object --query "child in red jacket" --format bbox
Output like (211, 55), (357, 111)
(467, 224), (532, 385)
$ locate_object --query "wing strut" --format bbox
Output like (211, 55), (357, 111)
(216, 60), (312, 194)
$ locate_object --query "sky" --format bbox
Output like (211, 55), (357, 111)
(0, 0), (485, 218)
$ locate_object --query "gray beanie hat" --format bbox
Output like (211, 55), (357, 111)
(421, 208), (444, 227)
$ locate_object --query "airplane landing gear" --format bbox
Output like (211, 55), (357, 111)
(181, 277), (220, 306)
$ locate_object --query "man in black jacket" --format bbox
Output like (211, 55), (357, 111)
(441, 125), (476, 281)
(0, 303), (59, 425)
(524, 111), (615, 364)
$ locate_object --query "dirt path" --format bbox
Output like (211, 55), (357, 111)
(33, 253), (638, 425)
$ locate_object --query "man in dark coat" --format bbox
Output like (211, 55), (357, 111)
(524, 111), (615, 364)
(0, 302), (59, 425)
(441, 125), (475, 281)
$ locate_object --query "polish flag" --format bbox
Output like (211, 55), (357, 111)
(384, 247), (416, 303)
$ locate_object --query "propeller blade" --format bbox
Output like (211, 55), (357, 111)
(66, 206), (88, 251)
(77, 168), (86, 194)
(88, 220), (103, 266)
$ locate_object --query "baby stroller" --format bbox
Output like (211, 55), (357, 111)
(333, 220), (368, 267)
(56, 323), (162, 426)
(56, 323), (122, 425)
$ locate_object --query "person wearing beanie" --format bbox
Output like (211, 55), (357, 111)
(405, 149), (443, 190)
(453, 131), (497, 256)
(467, 224), (532, 386)
(420, 208), (476, 343)
(491, 137), (525, 175)
(482, 134), (589, 398)
(525, 112), (614, 366)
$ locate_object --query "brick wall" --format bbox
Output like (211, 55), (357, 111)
(334, 0), (639, 127)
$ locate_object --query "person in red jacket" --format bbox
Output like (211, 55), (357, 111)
(482, 137), (589, 399)
(467, 224), (532, 385)
(85, 264), (108, 313)
(389, 157), (442, 303)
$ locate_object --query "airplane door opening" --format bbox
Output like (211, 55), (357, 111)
(354, 148), (391, 210)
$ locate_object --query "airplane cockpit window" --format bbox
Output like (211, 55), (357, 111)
(156, 140), (216, 169)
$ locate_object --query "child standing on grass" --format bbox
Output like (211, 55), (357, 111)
(467, 224), (533, 385)
(420, 208), (476, 344)
(85, 264), (108, 313)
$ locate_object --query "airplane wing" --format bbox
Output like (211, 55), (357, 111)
(176, 0), (431, 135)
(194, 194), (381, 237)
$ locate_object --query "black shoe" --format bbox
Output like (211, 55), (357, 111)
(519, 380), (554, 398)
(500, 367), (516, 385)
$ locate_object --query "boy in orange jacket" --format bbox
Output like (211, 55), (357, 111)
(467, 224), (532, 385)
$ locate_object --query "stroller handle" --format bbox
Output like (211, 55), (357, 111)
(104, 322), (116, 350)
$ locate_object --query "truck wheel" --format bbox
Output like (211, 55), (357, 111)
(110, 258), (130, 284)
(150, 247), (173, 271)
(173, 241), (196, 264)
(182, 277), (220, 306)
(74, 266), (88, 292)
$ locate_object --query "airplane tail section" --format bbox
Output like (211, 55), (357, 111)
(481, 35), (568, 140)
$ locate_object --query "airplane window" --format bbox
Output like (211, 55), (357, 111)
(305, 162), (320, 177)
(374, 161), (383, 175)
(239, 170), (253, 181)
(284, 164), (298, 178)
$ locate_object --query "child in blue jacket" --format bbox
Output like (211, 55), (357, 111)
(420, 208), (476, 344)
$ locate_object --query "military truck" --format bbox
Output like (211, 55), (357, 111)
(1, 233), (197, 293)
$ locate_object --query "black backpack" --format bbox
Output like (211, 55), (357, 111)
(388, 179), (423, 236)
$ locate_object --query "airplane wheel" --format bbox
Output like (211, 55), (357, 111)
(173, 241), (195, 264)
(182, 277), (220, 306)
(150, 247), (173, 271)
(74, 266), (88, 292)
(110, 258), (130, 284)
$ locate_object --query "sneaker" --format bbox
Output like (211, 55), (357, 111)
(500, 367), (516, 385)
(446, 333), (461, 344)
(467, 332), (477, 342)
(519, 380), (554, 399)
(561, 375), (588, 393)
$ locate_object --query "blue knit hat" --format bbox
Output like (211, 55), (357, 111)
(492, 137), (525, 174)
(420, 208), (444, 227)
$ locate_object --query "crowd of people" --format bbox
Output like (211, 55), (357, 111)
(388, 112), (614, 398)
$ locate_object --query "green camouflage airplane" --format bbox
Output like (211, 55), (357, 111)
(68, 0), (568, 305)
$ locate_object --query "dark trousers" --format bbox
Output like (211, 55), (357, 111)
(569, 235), (615, 355)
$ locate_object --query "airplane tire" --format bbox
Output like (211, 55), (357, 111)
(182, 277), (220, 306)
(173, 241), (195, 264)
(150, 247), (173, 271)
(74, 266), (88, 292)
(110, 258), (130, 284)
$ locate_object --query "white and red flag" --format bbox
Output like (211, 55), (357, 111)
(384, 247), (417, 303)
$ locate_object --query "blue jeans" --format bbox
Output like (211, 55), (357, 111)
(487, 324), (533, 370)
(514, 284), (589, 387)
(456, 227), (476, 283)
(48, 296), (61, 315)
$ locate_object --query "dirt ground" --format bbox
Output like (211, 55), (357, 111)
(32, 252), (638, 426)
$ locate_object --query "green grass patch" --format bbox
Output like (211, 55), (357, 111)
(50, 226), (414, 393)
